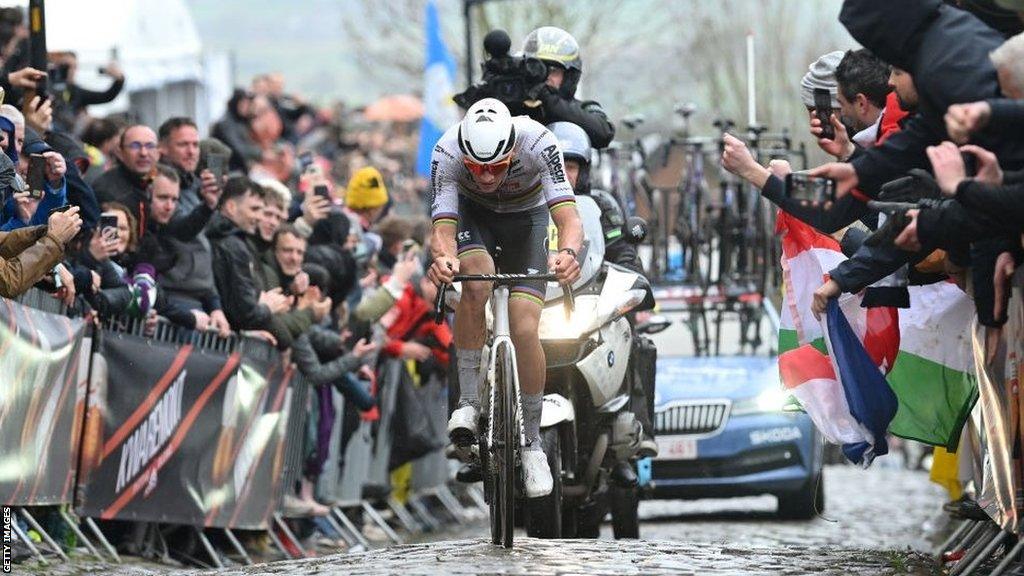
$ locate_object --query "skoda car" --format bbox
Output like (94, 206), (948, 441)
(643, 355), (824, 519)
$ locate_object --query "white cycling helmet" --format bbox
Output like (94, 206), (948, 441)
(458, 98), (517, 164)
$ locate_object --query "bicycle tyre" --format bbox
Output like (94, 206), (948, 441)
(497, 346), (516, 548)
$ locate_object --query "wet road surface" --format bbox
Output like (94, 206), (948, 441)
(17, 466), (945, 575)
(196, 465), (945, 575)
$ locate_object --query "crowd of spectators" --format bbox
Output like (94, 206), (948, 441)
(716, 0), (1024, 526)
(0, 5), (439, 530)
(720, 0), (1024, 339)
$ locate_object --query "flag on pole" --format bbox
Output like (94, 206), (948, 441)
(416, 1), (459, 178)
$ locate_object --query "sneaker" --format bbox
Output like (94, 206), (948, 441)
(282, 494), (313, 518)
(637, 437), (659, 459)
(521, 449), (553, 498)
(448, 404), (479, 447)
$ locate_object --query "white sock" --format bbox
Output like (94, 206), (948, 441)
(522, 392), (544, 451)
(457, 348), (483, 407)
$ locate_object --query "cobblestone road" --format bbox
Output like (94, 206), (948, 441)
(191, 465), (946, 576)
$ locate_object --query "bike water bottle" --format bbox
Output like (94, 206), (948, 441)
(667, 235), (684, 281)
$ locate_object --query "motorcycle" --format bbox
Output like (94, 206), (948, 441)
(524, 194), (663, 539)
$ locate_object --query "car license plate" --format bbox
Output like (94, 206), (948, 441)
(655, 435), (698, 460)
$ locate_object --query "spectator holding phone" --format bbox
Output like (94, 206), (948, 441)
(0, 202), (80, 298)
(1, 130), (66, 231)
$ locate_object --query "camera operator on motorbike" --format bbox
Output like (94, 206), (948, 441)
(428, 98), (583, 498)
(549, 121), (660, 463)
(521, 26), (616, 149)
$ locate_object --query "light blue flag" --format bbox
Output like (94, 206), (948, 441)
(416, 1), (459, 177)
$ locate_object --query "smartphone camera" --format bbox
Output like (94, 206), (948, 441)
(100, 212), (119, 241)
(813, 88), (835, 141)
(785, 172), (836, 203)
(313, 184), (331, 200)
(206, 152), (228, 181)
(27, 154), (47, 199)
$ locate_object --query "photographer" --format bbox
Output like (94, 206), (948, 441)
(520, 27), (615, 149)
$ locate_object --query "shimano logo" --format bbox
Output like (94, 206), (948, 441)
(542, 145), (566, 184)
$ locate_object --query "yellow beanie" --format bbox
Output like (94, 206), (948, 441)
(345, 167), (388, 209)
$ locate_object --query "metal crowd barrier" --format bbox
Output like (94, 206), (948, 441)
(4, 291), (480, 569)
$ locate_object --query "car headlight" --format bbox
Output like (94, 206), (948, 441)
(731, 386), (800, 416)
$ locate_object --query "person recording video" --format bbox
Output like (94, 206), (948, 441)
(455, 27), (615, 149)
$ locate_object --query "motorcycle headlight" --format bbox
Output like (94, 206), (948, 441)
(538, 288), (646, 340)
(538, 295), (600, 340)
(731, 386), (799, 416)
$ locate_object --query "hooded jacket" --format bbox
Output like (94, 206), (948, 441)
(840, 0), (1024, 192)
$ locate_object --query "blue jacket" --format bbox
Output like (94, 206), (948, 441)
(0, 177), (67, 231)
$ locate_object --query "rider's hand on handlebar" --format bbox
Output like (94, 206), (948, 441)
(549, 251), (581, 285)
(428, 255), (459, 286)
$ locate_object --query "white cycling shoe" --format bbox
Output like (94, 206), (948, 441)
(448, 404), (479, 447)
(521, 449), (553, 498)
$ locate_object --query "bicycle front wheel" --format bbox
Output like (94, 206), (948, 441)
(492, 345), (517, 548)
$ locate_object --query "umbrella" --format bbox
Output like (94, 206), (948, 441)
(363, 94), (424, 123)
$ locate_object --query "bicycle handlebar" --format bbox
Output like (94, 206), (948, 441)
(433, 273), (576, 324)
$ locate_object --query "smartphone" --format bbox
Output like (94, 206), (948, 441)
(313, 184), (330, 199)
(206, 152), (228, 181)
(785, 172), (836, 203)
(27, 153), (47, 199)
(49, 204), (72, 215)
(813, 88), (835, 141)
(298, 151), (315, 173)
(100, 211), (119, 240)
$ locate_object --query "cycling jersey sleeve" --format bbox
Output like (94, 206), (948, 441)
(429, 142), (460, 228)
(527, 126), (577, 214)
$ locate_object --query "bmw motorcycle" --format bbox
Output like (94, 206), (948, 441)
(524, 194), (661, 539)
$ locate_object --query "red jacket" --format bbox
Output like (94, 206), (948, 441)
(383, 283), (452, 366)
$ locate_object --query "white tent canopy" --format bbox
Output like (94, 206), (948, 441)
(1, 0), (204, 91)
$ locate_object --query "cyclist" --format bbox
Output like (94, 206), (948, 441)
(519, 26), (615, 149)
(428, 98), (583, 498)
(549, 121), (659, 461)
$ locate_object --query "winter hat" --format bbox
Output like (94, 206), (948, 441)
(0, 116), (15, 165)
(345, 166), (388, 209)
(800, 50), (844, 109)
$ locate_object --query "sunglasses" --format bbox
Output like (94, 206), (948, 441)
(463, 156), (511, 178)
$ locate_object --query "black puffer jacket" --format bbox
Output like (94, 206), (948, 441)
(207, 212), (291, 348)
(841, 0), (1024, 193)
(304, 211), (358, 308)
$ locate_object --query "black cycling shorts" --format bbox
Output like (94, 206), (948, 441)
(456, 196), (550, 305)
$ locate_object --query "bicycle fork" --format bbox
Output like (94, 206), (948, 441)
(486, 286), (526, 453)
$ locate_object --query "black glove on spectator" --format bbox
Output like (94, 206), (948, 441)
(878, 169), (942, 203)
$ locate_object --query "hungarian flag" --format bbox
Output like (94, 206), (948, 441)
(776, 212), (898, 465)
(885, 283), (977, 450)
(776, 211), (976, 452)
